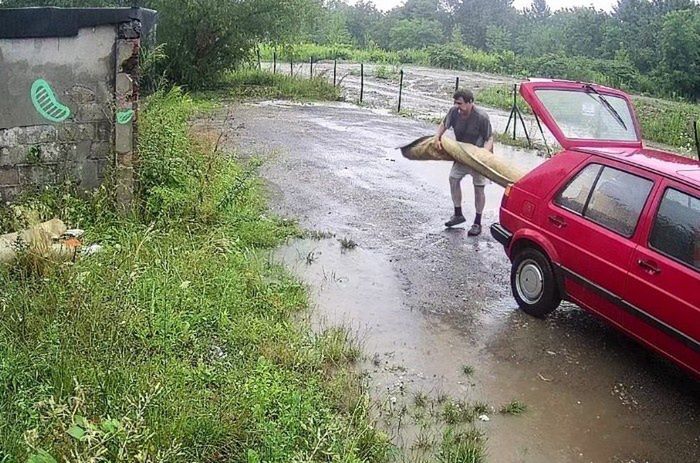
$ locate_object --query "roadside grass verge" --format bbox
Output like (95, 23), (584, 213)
(198, 69), (341, 102)
(0, 88), (390, 462)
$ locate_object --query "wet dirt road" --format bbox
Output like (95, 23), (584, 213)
(222, 100), (699, 462)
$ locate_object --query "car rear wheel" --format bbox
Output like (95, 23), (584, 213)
(511, 247), (561, 318)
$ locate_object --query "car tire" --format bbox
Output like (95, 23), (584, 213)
(510, 247), (561, 318)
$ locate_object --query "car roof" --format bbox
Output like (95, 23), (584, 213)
(575, 146), (700, 189)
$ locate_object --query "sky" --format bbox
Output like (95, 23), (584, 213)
(365, 0), (618, 12)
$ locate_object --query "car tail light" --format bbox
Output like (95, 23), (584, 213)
(502, 184), (512, 208)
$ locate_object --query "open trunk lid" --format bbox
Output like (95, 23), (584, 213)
(519, 79), (643, 150)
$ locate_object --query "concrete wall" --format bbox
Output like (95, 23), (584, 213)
(0, 25), (118, 202)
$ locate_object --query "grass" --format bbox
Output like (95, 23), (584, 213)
(223, 69), (341, 101)
(0, 88), (391, 462)
(500, 400), (527, 415)
(339, 237), (358, 250)
(461, 365), (474, 376)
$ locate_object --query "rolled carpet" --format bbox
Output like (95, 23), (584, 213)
(400, 135), (525, 187)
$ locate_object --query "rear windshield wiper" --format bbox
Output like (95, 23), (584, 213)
(583, 84), (628, 131)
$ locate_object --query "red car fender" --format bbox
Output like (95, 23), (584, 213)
(508, 228), (560, 265)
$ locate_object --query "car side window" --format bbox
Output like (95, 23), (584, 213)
(649, 188), (700, 271)
(584, 167), (653, 237)
(554, 164), (602, 214)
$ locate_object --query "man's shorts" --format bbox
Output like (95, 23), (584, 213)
(449, 162), (488, 187)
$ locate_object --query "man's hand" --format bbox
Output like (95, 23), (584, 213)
(434, 136), (444, 152)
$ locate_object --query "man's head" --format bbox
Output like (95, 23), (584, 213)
(453, 89), (474, 113)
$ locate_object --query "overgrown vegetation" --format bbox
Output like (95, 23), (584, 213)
(0, 89), (391, 462)
(216, 69), (341, 101)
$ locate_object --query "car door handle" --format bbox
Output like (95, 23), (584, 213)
(548, 215), (567, 228)
(638, 259), (661, 275)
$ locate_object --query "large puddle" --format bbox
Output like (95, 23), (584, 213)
(274, 238), (699, 462)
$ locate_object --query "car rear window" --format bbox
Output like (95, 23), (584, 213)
(555, 163), (653, 237)
(649, 188), (700, 271)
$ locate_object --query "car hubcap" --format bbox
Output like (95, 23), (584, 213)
(517, 259), (544, 304)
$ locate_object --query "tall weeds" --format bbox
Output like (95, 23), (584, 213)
(0, 89), (391, 462)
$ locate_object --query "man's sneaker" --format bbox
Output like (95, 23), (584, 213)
(467, 223), (482, 236)
(444, 215), (466, 227)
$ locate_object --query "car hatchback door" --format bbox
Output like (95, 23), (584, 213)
(622, 181), (700, 374)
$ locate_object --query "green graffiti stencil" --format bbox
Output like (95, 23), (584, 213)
(30, 79), (71, 122)
(116, 109), (134, 125)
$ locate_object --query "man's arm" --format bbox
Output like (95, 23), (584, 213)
(484, 135), (494, 153)
(434, 121), (447, 151)
(483, 117), (494, 153)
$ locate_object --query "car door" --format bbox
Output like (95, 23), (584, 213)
(542, 159), (656, 324)
(622, 181), (700, 374)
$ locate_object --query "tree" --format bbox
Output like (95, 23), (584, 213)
(658, 9), (700, 98)
(389, 19), (444, 50)
(524, 0), (551, 21)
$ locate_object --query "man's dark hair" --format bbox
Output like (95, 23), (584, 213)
(453, 89), (474, 103)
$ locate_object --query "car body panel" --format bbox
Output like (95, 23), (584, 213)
(496, 79), (700, 377)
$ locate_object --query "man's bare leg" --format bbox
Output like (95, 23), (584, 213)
(468, 185), (486, 236)
(445, 176), (466, 227)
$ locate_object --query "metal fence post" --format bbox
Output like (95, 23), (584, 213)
(273, 51), (276, 74)
(694, 120), (700, 161)
(257, 47), (261, 70)
(398, 69), (404, 112)
(333, 58), (337, 87)
(360, 63), (364, 103)
(455, 76), (459, 92)
(310, 56), (313, 78)
(290, 56), (293, 77)
(512, 84), (517, 140)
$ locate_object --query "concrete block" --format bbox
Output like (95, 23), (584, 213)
(0, 127), (20, 148)
(0, 185), (21, 203)
(117, 151), (134, 168)
(116, 73), (133, 96)
(116, 39), (139, 72)
(18, 164), (57, 186)
(96, 121), (113, 142)
(66, 85), (97, 104)
(75, 103), (108, 122)
(115, 166), (134, 208)
(80, 159), (103, 189)
(89, 142), (112, 161)
(39, 143), (67, 163)
(95, 158), (110, 179)
(0, 146), (29, 166)
(58, 124), (95, 142)
(115, 120), (133, 154)
(17, 125), (57, 144)
(0, 166), (19, 186)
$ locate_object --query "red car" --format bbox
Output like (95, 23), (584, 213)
(491, 79), (700, 377)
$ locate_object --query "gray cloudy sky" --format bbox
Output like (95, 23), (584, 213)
(365, 0), (617, 12)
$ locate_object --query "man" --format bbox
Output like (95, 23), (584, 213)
(435, 89), (494, 236)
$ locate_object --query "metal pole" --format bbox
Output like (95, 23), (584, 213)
(290, 56), (293, 77)
(694, 120), (700, 161)
(333, 58), (337, 87)
(455, 76), (459, 93)
(257, 47), (261, 70)
(310, 56), (313, 78)
(512, 84), (517, 140)
(360, 63), (364, 103)
(273, 51), (276, 74)
(398, 69), (404, 112)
